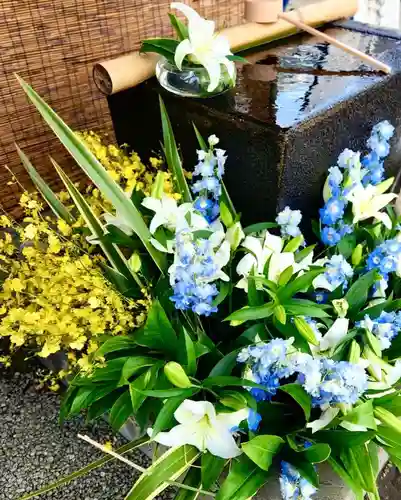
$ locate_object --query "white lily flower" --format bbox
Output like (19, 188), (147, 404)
(307, 407), (340, 434)
(142, 195), (208, 234)
(148, 399), (249, 459)
(345, 182), (397, 229)
(319, 318), (349, 352)
(171, 2), (235, 92)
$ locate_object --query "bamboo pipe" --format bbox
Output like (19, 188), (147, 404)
(93, 0), (359, 95)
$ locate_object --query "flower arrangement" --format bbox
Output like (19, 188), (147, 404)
(0, 132), (176, 383)
(16, 73), (401, 500)
(141, 3), (245, 97)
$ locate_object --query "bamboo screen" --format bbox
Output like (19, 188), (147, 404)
(0, 0), (244, 214)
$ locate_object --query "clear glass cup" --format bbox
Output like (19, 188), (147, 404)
(155, 57), (236, 98)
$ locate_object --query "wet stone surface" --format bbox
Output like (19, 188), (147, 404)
(109, 21), (401, 232)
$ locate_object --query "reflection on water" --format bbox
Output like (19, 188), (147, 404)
(230, 28), (396, 128)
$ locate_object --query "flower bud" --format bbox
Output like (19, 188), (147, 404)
(226, 222), (244, 250)
(164, 362), (192, 389)
(374, 406), (401, 438)
(128, 252), (141, 273)
(366, 331), (382, 357)
(274, 305), (287, 325)
(293, 317), (318, 346)
(352, 244), (363, 266)
(332, 299), (349, 318)
(348, 340), (361, 364)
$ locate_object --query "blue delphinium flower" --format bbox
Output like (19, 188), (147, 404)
(357, 311), (401, 349)
(276, 206), (302, 238)
(247, 409), (262, 432)
(323, 254), (354, 291)
(192, 136), (226, 223)
(321, 226), (341, 247)
(363, 120), (394, 185)
(366, 238), (401, 285)
(320, 197), (345, 225)
(280, 461), (317, 500)
(170, 230), (220, 316)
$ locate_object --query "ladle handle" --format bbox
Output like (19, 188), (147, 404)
(279, 12), (392, 74)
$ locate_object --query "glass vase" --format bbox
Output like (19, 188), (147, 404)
(155, 57), (236, 98)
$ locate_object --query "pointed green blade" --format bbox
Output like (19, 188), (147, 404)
(16, 74), (166, 273)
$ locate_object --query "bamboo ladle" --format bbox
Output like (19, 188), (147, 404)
(244, 0), (391, 74)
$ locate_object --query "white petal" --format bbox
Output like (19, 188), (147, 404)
(236, 253), (257, 278)
(197, 55), (221, 92)
(263, 232), (284, 254)
(236, 277), (249, 291)
(374, 211), (392, 230)
(215, 240), (231, 268)
(221, 58), (236, 82)
(189, 19), (216, 48)
(150, 237), (171, 253)
(211, 34), (232, 57)
(205, 424), (242, 458)
(174, 399), (213, 424)
(149, 213), (165, 234)
(307, 407), (339, 433)
(268, 252), (295, 284)
(216, 408), (249, 430)
(242, 236), (263, 260)
(170, 2), (202, 23)
(313, 274), (334, 292)
(320, 318), (349, 351)
(149, 423), (202, 448)
(142, 197), (162, 213)
(174, 39), (193, 70)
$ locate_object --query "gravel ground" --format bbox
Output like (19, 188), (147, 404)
(0, 369), (174, 500)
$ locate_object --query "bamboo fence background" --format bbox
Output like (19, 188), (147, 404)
(0, 0), (244, 214)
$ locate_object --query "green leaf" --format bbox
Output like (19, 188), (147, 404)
(292, 317), (318, 346)
(125, 445), (200, 500)
(213, 281), (231, 307)
(337, 233), (357, 259)
(129, 364), (160, 412)
(340, 444), (377, 493)
(355, 294), (394, 321)
(16, 75), (166, 272)
(122, 356), (158, 381)
(372, 392), (401, 416)
(168, 13), (189, 40)
(316, 430), (375, 450)
(69, 384), (117, 415)
(242, 435), (284, 471)
(87, 357), (129, 383)
(345, 270), (378, 317)
(141, 38), (179, 54)
(284, 299), (329, 318)
(203, 375), (267, 391)
(243, 222), (278, 235)
(301, 444), (331, 463)
(96, 336), (137, 358)
(225, 303), (275, 322)
(341, 400), (377, 430)
(216, 455), (268, 500)
(235, 323), (268, 346)
(286, 456), (319, 488)
(278, 266), (293, 287)
(151, 395), (188, 437)
(226, 54), (248, 63)
(201, 453), (226, 489)
(50, 157), (142, 290)
(192, 123), (208, 150)
(159, 97), (192, 203)
(16, 145), (74, 224)
(328, 457), (365, 499)
(109, 390), (133, 431)
(135, 300), (178, 355)
(279, 384), (311, 420)
(278, 268), (324, 302)
(137, 387), (199, 398)
(178, 328), (196, 376)
(103, 224), (141, 249)
(294, 244), (316, 263)
(175, 466), (201, 500)
(59, 385), (79, 424)
(208, 350), (240, 377)
(87, 391), (121, 421)
(19, 437), (149, 500)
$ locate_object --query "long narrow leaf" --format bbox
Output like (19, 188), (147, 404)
(16, 144), (75, 224)
(125, 445), (200, 500)
(19, 437), (149, 500)
(50, 157), (142, 289)
(16, 74), (166, 272)
(159, 96), (192, 203)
